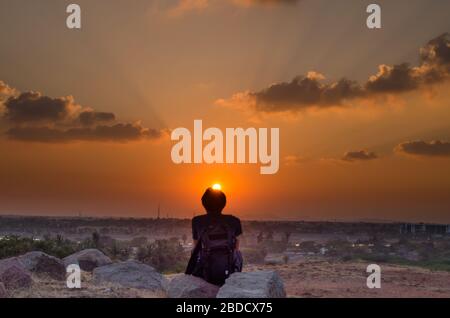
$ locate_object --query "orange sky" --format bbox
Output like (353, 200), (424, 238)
(0, 0), (450, 222)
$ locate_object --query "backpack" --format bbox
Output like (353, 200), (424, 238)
(191, 218), (240, 286)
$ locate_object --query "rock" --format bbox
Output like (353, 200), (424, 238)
(18, 251), (66, 280)
(93, 260), (168, 293)
(168, 275), (219, 298)
(217, 271), (286, 298)
(0, 258), (32, 290)
(0, 282), (8, 298)
(63, 249), (112, 271)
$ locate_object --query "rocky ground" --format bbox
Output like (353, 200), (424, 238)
(1, 250), (450, 298)
(247, 258), (450, 298)
(10, 272), (165, 298)
(0, 249), (284, 298)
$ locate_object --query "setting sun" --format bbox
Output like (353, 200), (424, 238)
(212, 183), (222, 191)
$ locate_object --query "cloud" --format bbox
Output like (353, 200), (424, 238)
(167, 0), (300, 17)
(366, 63), (419, 93)
(4, 92), (79, 123)
(342, 150), (378, 162)
(0, 81), (18, 104)
(366, 32), (450, 92)
(252, 72), (363, 112)
(79, 110), (116, 126)
(420, 32), (450, 67)
(6, 123), (162, 143)
(217, 33), (450, 113)
(0, 81), (15, 96)
(396, 140), (450, 157)
(1, 81), (166, 143)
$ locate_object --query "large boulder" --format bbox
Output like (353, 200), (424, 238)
(93, 260), (168, 293)
(217, 271), (286, 298)
(0, 282), (8, 298)
(18, 251), (66, 280)
(168, 275), (219, 298)
(0, 258), (32, 290)
(63, 249), (112, 271)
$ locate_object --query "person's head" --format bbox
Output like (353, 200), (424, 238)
(202, 187), (227, 215)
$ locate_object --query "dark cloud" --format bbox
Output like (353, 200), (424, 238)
(366, 34), (450, 93)
(396, 140), (450, 157)
(360, 33), (450, 95)
(342, 150), (378, 162)
(7, 123), (163, 143)
(420, 33), (450, 66)
(252, 74), (363, 111)
(219, 33), (450, 113)
(366, 63), (419, 93)
(1, 82), (165, 143)
(79, 110), (116, 126)
(4, 92), (74, 123)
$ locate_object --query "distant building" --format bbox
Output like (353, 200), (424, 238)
(400, 223), (450, 235)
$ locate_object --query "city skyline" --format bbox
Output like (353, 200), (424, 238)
(0, 0), (450, 222)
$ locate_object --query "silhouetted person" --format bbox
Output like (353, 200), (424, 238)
(185, 187), (243, 286)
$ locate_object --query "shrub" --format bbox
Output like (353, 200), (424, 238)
(137, 238), (189, 273)
(0, 235), (78, 259)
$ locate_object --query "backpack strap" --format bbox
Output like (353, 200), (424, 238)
(185, 239), (201, 275)
(185, 226), (210, 275)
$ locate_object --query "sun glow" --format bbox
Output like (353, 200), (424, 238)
(212, 183), (222, 191)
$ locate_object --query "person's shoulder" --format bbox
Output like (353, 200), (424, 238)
(221, 214), (241, 223)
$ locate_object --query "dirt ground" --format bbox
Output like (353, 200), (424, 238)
(247, 258), (450, 298)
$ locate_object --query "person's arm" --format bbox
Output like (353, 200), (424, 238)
(234, 217), (243, 251)
(192, 218), (198, 252)
(235, 238), (240, 251)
